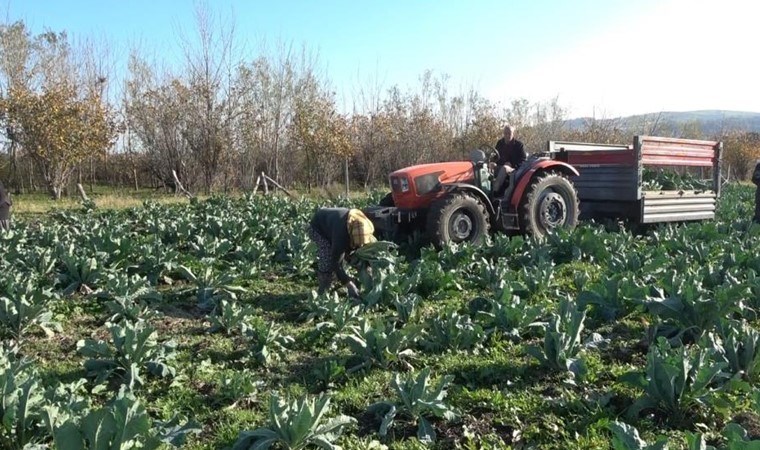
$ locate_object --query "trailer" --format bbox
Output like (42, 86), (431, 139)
(549, 135), (722, 224)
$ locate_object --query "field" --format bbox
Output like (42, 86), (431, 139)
(2, 185), (760, 449)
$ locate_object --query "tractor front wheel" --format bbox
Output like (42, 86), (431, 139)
(427, 194), (489, 248)
(519, 172), (579, 238)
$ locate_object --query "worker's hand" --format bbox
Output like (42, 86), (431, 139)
(346, 281), (361, 299)
(504, 165), (515, 174)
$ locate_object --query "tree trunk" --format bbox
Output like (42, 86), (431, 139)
(344, 157), (349, 198)
(9, 141), (20, 194)
(50, 184), (62, 200)
(306, 152), (312, 192)
(28, 162), (34, 192)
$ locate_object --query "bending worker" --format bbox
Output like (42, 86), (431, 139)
(0, 180), (11, 231)
(308, 207), (377, 297)
(492, 124), (527, 197)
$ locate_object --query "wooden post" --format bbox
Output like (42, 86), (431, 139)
(263, 173), (297, 199)
(76, 183), (89, 201)
(261, 172), (269, 195)
(133, 168), (139, 192)
(252, 175), (261, 195)
(713, 142), (723, 198)
(172, 170), (193, 198)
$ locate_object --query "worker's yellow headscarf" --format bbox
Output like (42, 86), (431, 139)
(347, 209), (377, 249)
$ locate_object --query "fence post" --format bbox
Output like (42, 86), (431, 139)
(252, 175), (261, 195)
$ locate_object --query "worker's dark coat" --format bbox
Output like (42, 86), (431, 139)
(310, 207), (351, 283)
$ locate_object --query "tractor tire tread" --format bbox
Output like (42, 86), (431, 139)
(427, 193), (490, 248)
(519, 171), (580, 237)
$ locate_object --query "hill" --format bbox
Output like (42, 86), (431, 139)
(565, 110), (760, 136)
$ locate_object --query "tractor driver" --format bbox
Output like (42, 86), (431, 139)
(308, 207), (377, 298)
(492, 125), (527, 197)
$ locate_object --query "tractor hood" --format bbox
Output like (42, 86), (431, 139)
(390, 161), (473, 181)
(389, 161), (475, 209)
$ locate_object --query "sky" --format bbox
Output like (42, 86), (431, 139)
(4, 0), (759, 118)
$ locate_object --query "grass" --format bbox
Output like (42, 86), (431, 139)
(12, 187), (194, 217)
(9, 183), (386, 218)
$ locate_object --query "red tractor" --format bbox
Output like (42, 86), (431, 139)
(364, 136), (723, 247)
(364, 148), (581, 247)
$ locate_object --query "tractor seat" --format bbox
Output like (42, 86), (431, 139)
(469, 149), (487, 166)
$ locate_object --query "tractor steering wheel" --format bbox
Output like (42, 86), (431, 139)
(482, 145), (499, 174)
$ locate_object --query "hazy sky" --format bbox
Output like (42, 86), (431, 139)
(6, 0), (759, 118)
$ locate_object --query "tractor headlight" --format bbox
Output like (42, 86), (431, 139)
(399, 177), (410, 193)
(390, 176), (410, 193)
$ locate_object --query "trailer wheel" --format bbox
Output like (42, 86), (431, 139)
(519, 172), (579, 238)
(427, 193), (490, 247)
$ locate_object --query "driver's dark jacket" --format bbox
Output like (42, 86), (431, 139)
(495, 138), (527, 169)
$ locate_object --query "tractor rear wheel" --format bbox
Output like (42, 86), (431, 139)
(427, 194), (489, 248)
(519, 172), (579, 238)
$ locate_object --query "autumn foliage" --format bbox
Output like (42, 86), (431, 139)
(0, 83), (118, 198)
(722, 131), (760, 181)
(291, 93), (352, 190)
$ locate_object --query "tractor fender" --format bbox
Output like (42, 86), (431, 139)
(509, 161), (580, 209)
(441, 183), (497, 217)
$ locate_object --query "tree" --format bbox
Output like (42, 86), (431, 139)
(124, 59), (194, 192)
(452, 91), (503, 157)
(351, 111), (393, 188)
(723, 131), (760, 180)
(0, 21), (38, 192)
(177, 4), (240, 193)
(291, 86), (352, 190)
(233, 43), (321, 187)
(1, 82), (118, 199)
(0, 20), (118, 199)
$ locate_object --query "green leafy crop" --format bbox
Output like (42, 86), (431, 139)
(233, 393), (355, 450)
(77, 320), (177, 390)
(369, 367), (457, 444)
